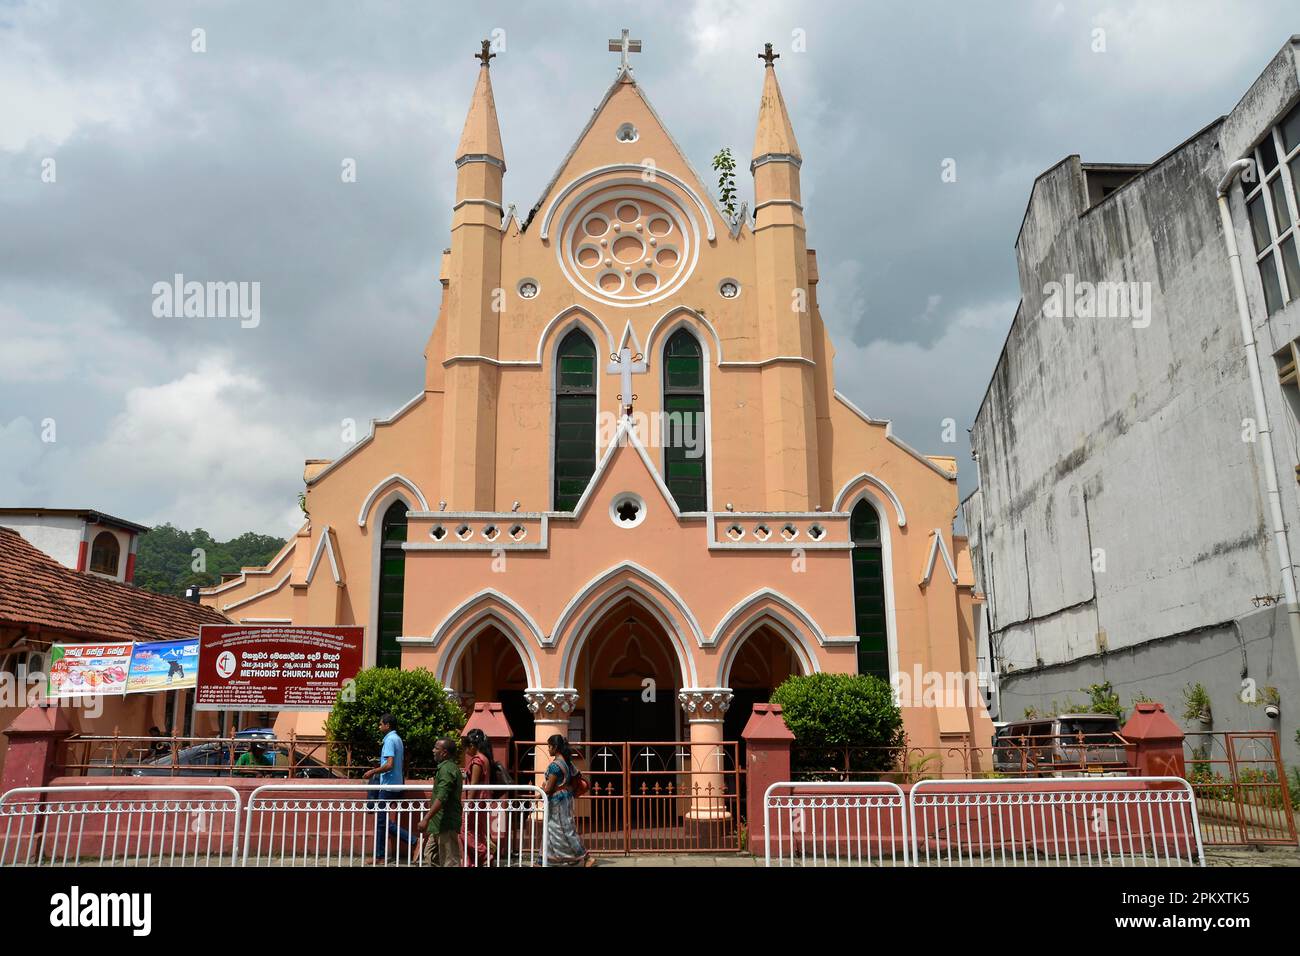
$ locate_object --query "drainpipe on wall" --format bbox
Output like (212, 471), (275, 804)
(1215, 158), (1300, 677)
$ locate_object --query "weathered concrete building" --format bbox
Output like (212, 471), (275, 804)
(966, 37), (1300, 766)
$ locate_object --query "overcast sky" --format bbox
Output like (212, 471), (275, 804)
(2, 1), (1297, 539)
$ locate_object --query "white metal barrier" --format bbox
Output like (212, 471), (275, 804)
(764, 781), (909, 867)
(0, 785), (241, 866)
(241, 783), (549, 867)
(908, 777), (1205, 867)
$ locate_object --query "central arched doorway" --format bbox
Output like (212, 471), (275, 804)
(446, 625), (535, 747)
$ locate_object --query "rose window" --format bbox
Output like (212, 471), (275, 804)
(559, 187), (696, 305)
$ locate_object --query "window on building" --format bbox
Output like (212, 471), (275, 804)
(663, 329), (707, 512)
(553, 329), (598, 511)
(377, 501), (408, 669)
(88, 531), (120, 575)
(1242, 100), (1300, 315)
(850, 500), (890, 682)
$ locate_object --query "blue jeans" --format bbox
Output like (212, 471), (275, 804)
(373, 790), (418, 858)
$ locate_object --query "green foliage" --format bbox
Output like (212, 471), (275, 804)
(324, 667), (465, 777)
(771, 673), (905, 776)
(1290, 767), (1300, 812)
(133, 524), (286, 597)
(712, 147), (738, 219)
(1180, 682), (1213, 724)
(1082, 681), (1124, 719)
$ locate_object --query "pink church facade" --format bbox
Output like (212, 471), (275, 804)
(200, 39), (994, 766)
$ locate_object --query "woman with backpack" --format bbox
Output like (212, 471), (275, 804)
(461, 729), (495, 866)
(539, 734), (593, 867)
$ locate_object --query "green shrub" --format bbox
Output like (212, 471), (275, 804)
(324, 667), (465, 777)
(770, 673), (905, 777)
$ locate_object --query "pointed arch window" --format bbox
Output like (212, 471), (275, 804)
(663, 329), (707, 511)
(377, 501), (408, 668)
(850, 500), (889, 681)
(553, 329), (598, 511)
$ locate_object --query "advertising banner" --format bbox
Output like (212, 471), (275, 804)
(47, 643), (133, 698)
(195, 625), (364, 711)
(125, 638), (200, 694)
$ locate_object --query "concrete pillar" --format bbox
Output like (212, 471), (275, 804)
(742, 702), (794, 856)
(2, 705), (75, 794)
(1121, 701), (1187, 778)
(523, 688), (578, 786)
(678, 689), (733, 820)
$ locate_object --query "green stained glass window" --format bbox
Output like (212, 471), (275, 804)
(850, 500), (890, 681)
(663, 329), (707, 512)
(377, 500), (408, 668)
(554, 330), (597, 510)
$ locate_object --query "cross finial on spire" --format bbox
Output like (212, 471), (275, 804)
(759, 42), (779, 67)
(475, 39), (495, 68)
(608, 29), (642, 74)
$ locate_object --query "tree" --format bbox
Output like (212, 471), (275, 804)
(712, 146), (738, 219)
(324, 667), (466, 777)
(770, 673), (905, 776)
(133, 523), (286, 597)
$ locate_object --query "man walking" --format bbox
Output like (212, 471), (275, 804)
(418, 736), (462, 867)
(362, 713), (417, 863)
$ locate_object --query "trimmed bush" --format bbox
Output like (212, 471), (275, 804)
(770, 673), (905, 776)
(324, 667), (465, 777)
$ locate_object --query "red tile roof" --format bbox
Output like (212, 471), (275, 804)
(0, 525), (229, 643)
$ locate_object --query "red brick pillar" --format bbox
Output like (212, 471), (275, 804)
(462, 702), (513, 776)
(1121, 702), (1186, 778)
(2, 705), (75, 793)
(742, 703), (794, 856)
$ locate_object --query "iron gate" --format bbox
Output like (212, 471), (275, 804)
(514, 740), (744, 854)
(1184, 731), (1297, 845)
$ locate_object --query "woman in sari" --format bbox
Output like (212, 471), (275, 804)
(540, 734), (593, 867)
(460, 729), (494, 866)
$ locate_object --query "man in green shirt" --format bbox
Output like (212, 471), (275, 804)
(418, 736), (462, 866)
(235, 741), (274, 776)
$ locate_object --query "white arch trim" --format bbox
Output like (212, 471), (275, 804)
(539, 164), (716, 241)
(833, 472), (908, 528)
(357, 474), (430, 527)
(304, 525), (341, 585)
(419, 588), (547, 651)
(550, 562), (705, 648)
(920, 528), (959, 587)
(425, 612), (543, 689)
(714, 606), (822, 688)
(645, 307), (725, 365)
(711, 589), (842, 651)
(535, 307), (615, 364)
(556, 580), (700, 689)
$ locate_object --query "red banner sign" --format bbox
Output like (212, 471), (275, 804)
(195, 625), (364, 711)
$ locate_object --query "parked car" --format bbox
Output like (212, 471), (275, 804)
(993, 714), (1128, 776)
(131, 729), (340, 778)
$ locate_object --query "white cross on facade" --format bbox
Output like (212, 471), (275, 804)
(607, 346), (647, 418)
(608, 29), (642, 74)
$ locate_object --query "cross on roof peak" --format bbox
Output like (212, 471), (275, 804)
(759, 42), (779, 67)
(474, 39), (495, 68)
(608, 29), (642, 74)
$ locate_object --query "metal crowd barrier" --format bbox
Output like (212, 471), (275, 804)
(764, 781), (909, 867)
(241, 783), (549, 867)
(907, 777), (1204, 867)
(0, 785), (242, 866)
(764, 777), (1205, 867)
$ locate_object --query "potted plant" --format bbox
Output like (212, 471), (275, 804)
(1181, 682), (1213, 725)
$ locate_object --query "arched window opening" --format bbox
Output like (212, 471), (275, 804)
(554, 329), (598, 511)
(663, 329), (706, 511)
(850, 500), (889, 681)
(377, 501), (409, 668)
(89, 531), (121, 576)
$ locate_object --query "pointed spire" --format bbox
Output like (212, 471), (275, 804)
(456, 40), (505, 166)
(752, 43), (800, 165)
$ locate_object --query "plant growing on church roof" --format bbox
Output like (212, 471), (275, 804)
(771, 673), (905, 777)
(324, 666), (465, 776)
(712, 147), (738, 219)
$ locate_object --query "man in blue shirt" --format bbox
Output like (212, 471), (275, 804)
(362, 713), (418, 862)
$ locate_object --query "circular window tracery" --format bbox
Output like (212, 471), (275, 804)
(558, 185), (698, 306)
